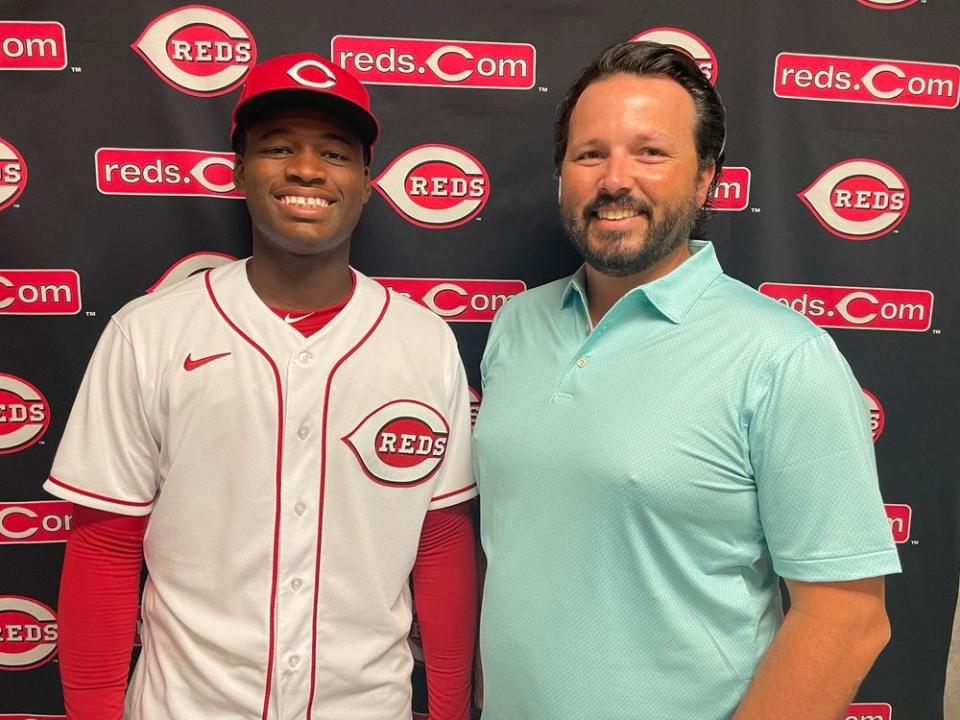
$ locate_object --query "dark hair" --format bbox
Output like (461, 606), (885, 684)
(554, 41), (726, 190)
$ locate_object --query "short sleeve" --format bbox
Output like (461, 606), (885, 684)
(44, 317), (159, 515)
(749, 332), (901, 581)
(427, 330), (478, 511)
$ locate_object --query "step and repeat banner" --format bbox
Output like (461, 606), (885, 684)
(1, 1), (958, 718)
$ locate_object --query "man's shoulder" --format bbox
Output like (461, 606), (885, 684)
(492, 275), (571, 326)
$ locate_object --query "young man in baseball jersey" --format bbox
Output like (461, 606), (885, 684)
(47, 53), (478, 720)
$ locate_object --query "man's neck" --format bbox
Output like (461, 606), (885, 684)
(247, 242), (353, 311)
(584, 241), (692, 327)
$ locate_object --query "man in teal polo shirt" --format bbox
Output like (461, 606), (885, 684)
(473, 41), (901, 720)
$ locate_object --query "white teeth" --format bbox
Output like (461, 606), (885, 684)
(280, 195), (330, 207)
(597, 208), (639, 220)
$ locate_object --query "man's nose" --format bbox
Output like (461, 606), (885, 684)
(286, 149), (327, 183)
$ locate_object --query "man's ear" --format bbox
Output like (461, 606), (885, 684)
(361, 164), (372, 204)
(232, 154), (245, 191)
(695, 162), (716, 207)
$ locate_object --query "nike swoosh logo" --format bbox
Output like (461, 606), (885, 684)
(284, 313), (311, 324)
(183, 352), (231, 371)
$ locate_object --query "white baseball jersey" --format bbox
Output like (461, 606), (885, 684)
(45, 259), (477, 720)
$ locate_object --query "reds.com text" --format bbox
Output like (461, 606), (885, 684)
(0, 22), (67, 70)
(375, 279), (525, 322)
(775, 52), (960, 109)
(0, 270), (80, 315)
(96, 148), (243, 198)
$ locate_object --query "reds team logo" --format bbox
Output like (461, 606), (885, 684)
(147, 251), (237, 293)
(96, 148), (243, 199)
(374, 145), (490, 229)
(0, 596), (58, 670)
(859, 0), (920, 8)
(0, 715), (66, 719)
(343, 400), (449, 486)
(0, 21), (67, 70)
(332, 36), (535, 89)
(630, 27), (717, 84)
(861, 389), (885, 442)
(0, 502), (73, 545)
(759, 283), (933, 332)
(0, 270), (80, 315)
(884, 505), (911, 545)
(0, 138), (27, 212)
(799, 159), (909, 240)
(375, 278), (524, 322)
(709, 167), (751, 211)
(468, 387), (482, 428)
(132, 5), (256, 97)
(0, 374), (49, 454)
(775, 53), (959, 109)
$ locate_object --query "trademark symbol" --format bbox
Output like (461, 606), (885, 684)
(12, 203), (19, 209)
(932, 328), (941, 335)
(70, 66), (82, 73)
(893, 229), (899, 234)
(911, 540), (920, 545)
(750, 207), (761, 214)
(475, 216), (482, 222)
(85, 311), (97, 317)
(537, 86), (549, 93)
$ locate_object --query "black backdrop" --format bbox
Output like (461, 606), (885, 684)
(1, 2), (958, 719)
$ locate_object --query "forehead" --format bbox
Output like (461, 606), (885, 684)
(569, 73), (698, 142)
(244, 107), (363, 145)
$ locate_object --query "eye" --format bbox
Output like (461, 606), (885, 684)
(638, 147), (666, 158)
(322, 150), (350, 162)
(573, 149), (603, 163)
(261, 145), (292, 156)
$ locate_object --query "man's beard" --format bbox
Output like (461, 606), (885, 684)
(561, 189), (701, 277)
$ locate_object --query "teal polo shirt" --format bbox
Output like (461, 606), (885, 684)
(473, 240), (901, 720)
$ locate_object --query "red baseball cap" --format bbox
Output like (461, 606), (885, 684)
(230, 52), (379, 151)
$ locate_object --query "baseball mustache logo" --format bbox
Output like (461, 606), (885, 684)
(147, 251), (237, 293)
(343, 400), (449, 486)
(630, 27), (717, 84)
(374, 145), (490, 229)
(96, 148), (243, 199)
(0, 373), (50, 454)
(0, 138), (27, 212)
(132, 5), (256, 96)
(799, 159), (909, 240)
(0, 21), (67, 70)
(0, 596), (58, 670)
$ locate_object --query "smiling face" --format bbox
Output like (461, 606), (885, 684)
(559, 73), (715, 278)
(233, 107), (371, 260)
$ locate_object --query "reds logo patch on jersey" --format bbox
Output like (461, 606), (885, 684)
(343, 400), (449, 486)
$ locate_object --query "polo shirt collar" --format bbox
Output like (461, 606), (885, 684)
(560, 240), (723, 325)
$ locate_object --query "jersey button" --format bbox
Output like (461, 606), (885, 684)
(298, 351), (313, 365)
(288, 655), (300, 668)
(297, 425), (310, 440)
(290, 578), (303, 591)
(294, 502), (306, 516)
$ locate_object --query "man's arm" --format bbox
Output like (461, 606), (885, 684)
(734, 576), (890, 720)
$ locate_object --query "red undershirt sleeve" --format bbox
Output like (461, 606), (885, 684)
(411, 501), (478, 720)
(58, 505), (147, 720)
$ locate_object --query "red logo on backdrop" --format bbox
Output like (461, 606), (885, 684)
(96, 148), (243, 199)
(709, 167), (751, 211)
(147, 251), (237, 293)
(0, 502), (73, 545)
(0, 715), (67, 719)
(799, 159), (909, 240)
(0, 138), (27, 212)
(376, 278), (525, 322)
(758, 283), (933, 332)
(375, 145), (490, 228)
(343, 400), (449, 486)
(0, 22), (67, 70)
(859, 0), (920, 8)
(0, 374), (49, 455)
(630, 28), (717, 84)
(0, 596), (58, 670)
(861, 389), (885, 442)
(0, 270), (80, 315)
(331, 36), (535, 89)
(132, 5), (256, 97)
(884, 505), (911, 544)
(468, 387), (482, 428)
(775, 53), (959, 109)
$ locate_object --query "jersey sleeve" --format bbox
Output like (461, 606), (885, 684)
(427, 331), (478, 511)
(44, 317), (159, 515)
(748, 332), (901, 582)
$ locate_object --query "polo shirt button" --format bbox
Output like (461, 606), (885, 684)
(576, 356), (588, 368)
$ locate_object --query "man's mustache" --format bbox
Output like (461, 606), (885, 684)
(582, 191), (653, 221)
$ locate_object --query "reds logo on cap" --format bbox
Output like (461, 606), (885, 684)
(0, 21), (67, 70)
(0, 596), (58, 670)
(0, 502), (73, 545)
(0, 270), (80, 315)
(375, 145), (489, 229)
(858, 0), (920, 8)
(0, 374), (49, 454)
(799, 159), (909, 240)
(132, 5), (256, 97)
(630, 27), (718, 84)
(96, 148), (243, 199)
(147, 251), (237, 294)
(343, 400), (449, 486)
(861, 389), (885, 442)
(0, 138), (27, 212)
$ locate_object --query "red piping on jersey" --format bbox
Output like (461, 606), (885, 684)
(46, 475), (153, 508)
(305, 287), (391, 719)
(204, 270), (284, 720)
(431, 482), (478, 503)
